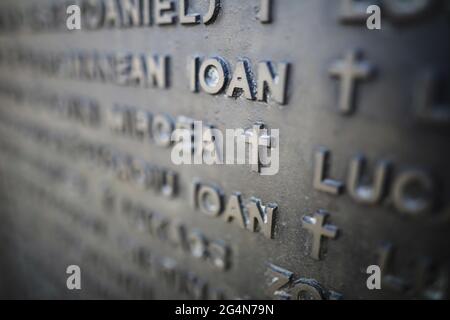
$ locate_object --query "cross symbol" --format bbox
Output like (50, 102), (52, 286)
(244, 122), (273, 173)
(302, 210), (338, 260)
(329, 49), (374, 114)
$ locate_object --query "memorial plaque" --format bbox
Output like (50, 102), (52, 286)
(0, 0), (449, 300)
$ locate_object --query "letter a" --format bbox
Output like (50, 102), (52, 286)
(66, 5), (81, 30)
(366, 5), (381, 30)
(66, 265), (81, 290)
(366, 265), (381, 290)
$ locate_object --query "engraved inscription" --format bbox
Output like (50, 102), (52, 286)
(265, 264), (342, 300)
(301, 210), (339, 260)
(329, 50), (374, 114)
(192, 181), (277, 239)
(190, 56), (290, 105)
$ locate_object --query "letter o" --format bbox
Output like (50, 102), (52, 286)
(187, 230), (207, 258)
(152, 113), (174, 147)
(198, 57), (229, 94)
(197, 184), (223, 216)
(288, 279), (325, 300)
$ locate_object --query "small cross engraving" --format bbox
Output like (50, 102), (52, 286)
(329, 49), (374, 114)
(302, 210), (339, 260)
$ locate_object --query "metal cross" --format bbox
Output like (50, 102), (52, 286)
(302, 210), (339, 260)
(329, 49), (373, 114)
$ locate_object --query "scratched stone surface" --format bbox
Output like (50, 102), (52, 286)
(0, 0), (449, 299)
